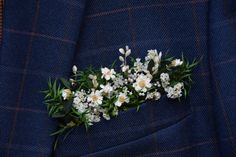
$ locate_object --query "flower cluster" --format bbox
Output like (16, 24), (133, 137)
(43, 46), (199, 147)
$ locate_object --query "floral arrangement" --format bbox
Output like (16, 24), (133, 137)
(43, 46), (199, 149)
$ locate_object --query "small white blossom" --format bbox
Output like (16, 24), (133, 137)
(100, 83), (113, 95)
(102, 112), (111, 120)
(171, 59), (183, 67)
(133, 58), (147, 72)
(122, 65), (129, 72)
(160, 73), (170, 88)
(101, 67), (116, 80)
(87, 90), (103, 107)
(155, 81), (161, 87)
(165, 82), (184, 99)
(112, 107), (119, 116)
(73, 90), (88, 112)
(113, 74), (124, 89)
(115, 93), (129, 107)
(128, 78), (134, 83)
(62, 89), (72, 100)
(146, 93), (154, 100)
(133, 74), (152, 92)
(86, 112), (101, 124)
(139, 92), (145, 96)
(154, 92), (161, 100)
(73, 102), (88, 113)
(74, 90), (87, 102)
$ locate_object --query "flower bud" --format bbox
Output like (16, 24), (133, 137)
(72, 65), (78, 74)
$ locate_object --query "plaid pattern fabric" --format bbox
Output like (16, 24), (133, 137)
(0, 0), (236, 156)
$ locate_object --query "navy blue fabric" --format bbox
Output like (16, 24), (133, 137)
(1, 0), (236, 156)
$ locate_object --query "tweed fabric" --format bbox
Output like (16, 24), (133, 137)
(0, 0), (236, 157)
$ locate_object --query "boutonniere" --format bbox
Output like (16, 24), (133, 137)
(42, 46), (200, 150)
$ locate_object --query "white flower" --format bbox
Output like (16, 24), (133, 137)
(62, 89), (72, 100)
(73, 96), (82, 105)
(154, 92), (161, 100)
(102, 112), (111, 120)
(133, 58), (147, 72)
(146, 92), (155, 100)
(86, 112), (101, 124)
(113, 74), (124, 89)
(165, 82), (184, 99)
(112, 106), (119, 116)
(145, 49), (162, 63)
(73, 91), (88, 112)
(145, 50), (162, 74)
(115, 93), (129, 107)
(122, 65), (129, 72)
(73, 102), (88, 113)
(72, 65), (78, 74)
(87, 90), (103, 107)
(171, 59), (183, 67)
(160, 73), (170, 88)
(74, 90), (87, 102)
(101, 67), (116, 80)
(133, 74), (152, 92)
(100, 83), (113, 95)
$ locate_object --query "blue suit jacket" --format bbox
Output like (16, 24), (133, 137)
(1, 0), (236, 156)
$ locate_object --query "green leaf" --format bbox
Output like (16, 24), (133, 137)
(51, 113), (66, 118)
(48, 78), (52, 88)
(51, 127), (66, 136)
(111, 60), (117, 69)
(63, 128), (75, 141)
(136, 105), (140, 111)
(53, 135), (59, 151)
(64, 100), (73, 114)
(60, 78), (71, 88)
(53, 80), (57, 97)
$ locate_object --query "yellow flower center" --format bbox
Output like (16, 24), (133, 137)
(118, 95), (126, 103)
(91, 95), (98, 102)
(138, 80), (146, 88)
(106, 71), (111, 75)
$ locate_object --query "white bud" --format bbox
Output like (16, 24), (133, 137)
(119, 56), (124, 62)
(119, 48), (125, 54)
(72, 65), (77, 74)
(88, 74), (95, 79)
(125, 49), (131, 57)
(128, 78), (133, 83)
